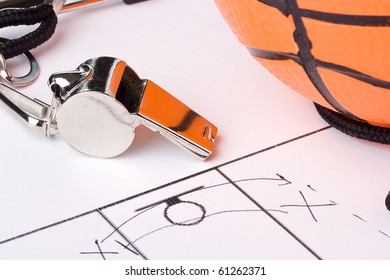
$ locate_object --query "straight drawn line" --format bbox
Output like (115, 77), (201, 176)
(95, 239), (106, 260)
(115, 240), (139, 255)
(352, 214), (367, 222)
(79, 240), (119, 260)
(0, 126), (331, 246)
(132, 209), (288, 243)
(215, 168), (322, 260)
(80, 251), (118, 255)
(299, 191), (318, 222)
(280, 203), (336, 208)
(378, 230), (390, 239)
(0, 210), (98, 245)
(97, 209), (148, 260)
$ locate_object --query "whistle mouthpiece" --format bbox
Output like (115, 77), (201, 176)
(139, 80), (217, 160)
(0, 56), (218, 160)
(49, 57), (218, 159)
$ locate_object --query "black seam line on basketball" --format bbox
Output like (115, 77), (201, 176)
(287, 0), (358, 120)
(0, 126), (331, 247)
(216, 168), (322, 260)
(258, 0), (288, 15)
(299, 9), (390, 26)
(258, 0), (390, 26)
(247, 47), (390, 89)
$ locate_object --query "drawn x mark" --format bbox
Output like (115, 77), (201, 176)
(280, 191), (337, 222)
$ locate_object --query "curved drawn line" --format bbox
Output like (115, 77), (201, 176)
(132, 209), (288, 244)
(164, 200), (206, 226)
(106, 175), (292, 243)
(137, 176), (291, 214)
(101, 204), (159, 243)
(352, 214), (367, 222)
(206, 175), (291, 189)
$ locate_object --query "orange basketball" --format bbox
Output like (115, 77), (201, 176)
(215, 0), (390, 141)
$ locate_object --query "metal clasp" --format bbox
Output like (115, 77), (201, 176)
(0, 57), (218, 160)
(0, 39), (40, 87)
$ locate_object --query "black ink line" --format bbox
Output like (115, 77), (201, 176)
(80, 252), (118, 256)
(135, 186), (205, 212)
(206, 178), (284, 189)
(105, 174), (290, 241)
(0, 126), (331, 246)
(299, 191), (318, 222)
(95, 239), (106, 260)
(80, 239), (119, 260)
(379, 230), (390, 239)
(218, 127), (331, 169)
(216, 168), (322, 260)
(97, 210), (148, 260)
(276, 174), (292, 186)
(329, 200), (338, 205)
(163, 201), (206, 226)
(132, 209), (288, 244)
(201, 174), (292, 190)
(101, 204), (159, 243)
(280, 203), (337, 208)
(0, 210), (98, 245)
(352, 214), (367, 222)
(307, 185), (317, 192)
(115, 240), (139, 255)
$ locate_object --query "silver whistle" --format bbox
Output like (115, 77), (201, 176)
(0, 57), (218, 159)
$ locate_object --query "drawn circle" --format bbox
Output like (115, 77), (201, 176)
(215, 1), (390, 132)
(164, 201), (206, 226)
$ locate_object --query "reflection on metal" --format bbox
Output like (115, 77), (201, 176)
(0, 57), (218, 159)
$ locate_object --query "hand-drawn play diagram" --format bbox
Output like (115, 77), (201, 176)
(1, 126), (390, 259)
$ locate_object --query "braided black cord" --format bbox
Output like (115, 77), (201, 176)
(314, 103), (390, 144)
(0, 4), (57, 59)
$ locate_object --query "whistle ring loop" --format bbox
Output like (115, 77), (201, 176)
(0, 38), (39, 86)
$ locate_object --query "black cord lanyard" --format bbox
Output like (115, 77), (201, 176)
(315, 103), (390, 144)
(0, 4), (57, 60)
